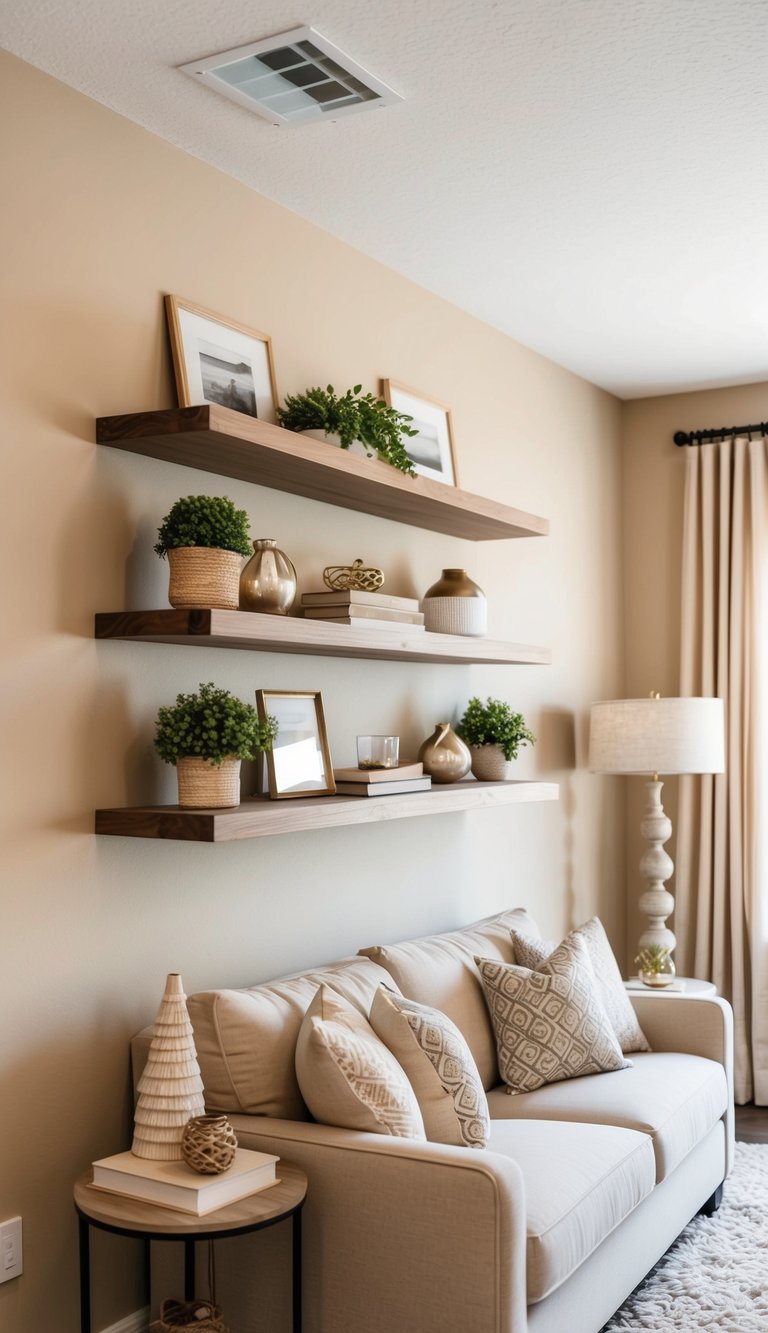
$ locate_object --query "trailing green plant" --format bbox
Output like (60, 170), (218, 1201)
(154, 496), (251, 558)
(154, 682), (277, 766)
(277, 384), (418, 476)
(634, 945), (671, 976)
(456, 696), (536, 762)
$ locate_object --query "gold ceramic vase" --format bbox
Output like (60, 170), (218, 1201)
(239, 538), (298, 615)
(418, 722), (471, 784)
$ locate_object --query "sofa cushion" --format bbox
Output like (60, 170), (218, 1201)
(510, 917), (651, 1054)
(486, 1051), (728, 1182)
(187, 956), (396, 1119)
(476, 937), (630, 1093)
(295, 985), (426, 1138)
(369, 985), (490, 1149)
(359, 908), (538, 1090)
(488, 1118), (655, 1303)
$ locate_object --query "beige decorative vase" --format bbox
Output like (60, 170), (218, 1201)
(422, 569), (487, 637)
(181, 1114), (238, 1175)
(167, 547), (243, 611)
(132, 973), (206, 1161)
(418, 722), (471, 784)
(176, 756), (240, 809)
(469, 745), (515, 782)
(239, 538), (298, 615)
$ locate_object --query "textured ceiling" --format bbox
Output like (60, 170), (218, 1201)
(2, 0), (768, 398)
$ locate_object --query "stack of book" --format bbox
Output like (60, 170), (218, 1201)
(301, 589), (425, 632)
(90, 1148), (279, 1216)
(333, 761), (431, 797)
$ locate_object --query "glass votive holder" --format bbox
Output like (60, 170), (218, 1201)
(356, 735), (400, 770)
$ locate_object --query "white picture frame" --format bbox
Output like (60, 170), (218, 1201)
(382, 379), (458, 486)
(165, 295), (278, 423)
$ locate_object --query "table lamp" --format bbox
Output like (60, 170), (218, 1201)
(588, 694), (725, 960)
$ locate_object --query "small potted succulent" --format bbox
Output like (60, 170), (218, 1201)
(456, 696), (536, 781)
(154, 682), (278, 808)
(154, 496), (251, 610)
(277, 384), (418, 476)
(634, 944), (676, 989)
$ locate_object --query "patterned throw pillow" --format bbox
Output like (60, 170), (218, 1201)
(476, 935), (631, 1094)
(510, 917), (650, 1054)
(369, 986), (490, 1149)
(295, 985), (425, 1138)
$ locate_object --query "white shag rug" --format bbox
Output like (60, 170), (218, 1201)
(602, 1142), (768, 1332)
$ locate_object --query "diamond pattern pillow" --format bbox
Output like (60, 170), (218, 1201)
(369, 986), (490, 1149)
(295, 985), (425, 1138)
(510, 917), (650, 1054)
(476, 935), (631, 1094)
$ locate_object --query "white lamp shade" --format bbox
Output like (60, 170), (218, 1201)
(588, 697), (725, 776)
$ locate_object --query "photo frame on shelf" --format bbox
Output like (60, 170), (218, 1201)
(256, 690), (335, 799)
(381, 379), (458, 486)
(164, 295), (279, 423)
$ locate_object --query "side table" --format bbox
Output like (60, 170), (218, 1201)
(74, 1161), (307, 1333)
(624, 977), (717, 996)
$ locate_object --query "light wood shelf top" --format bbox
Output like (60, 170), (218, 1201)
(95, 405), (548, 542)
(95, 781), (560, 843)
(94, 609), (551, 666)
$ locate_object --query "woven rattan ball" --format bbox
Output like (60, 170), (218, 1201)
(181, 1114), (238, 1175)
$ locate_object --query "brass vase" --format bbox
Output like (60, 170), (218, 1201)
(418, 722), (471, 784)
(239, 538), (298, 615)
(422, 569), (487, 637)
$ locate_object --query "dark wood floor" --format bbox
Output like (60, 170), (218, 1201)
(735, 1103), (768, 1142)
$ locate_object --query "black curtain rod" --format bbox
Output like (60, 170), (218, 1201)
(674, 421), (768, 447)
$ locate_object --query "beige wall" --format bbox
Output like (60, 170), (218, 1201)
(622, 380), (768, 957)
(0, 51), (626, 1331)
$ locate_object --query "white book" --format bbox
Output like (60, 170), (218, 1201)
(301, 590), (419, 611)
(305, 615), (426, 633)
(90, 1148), (279, 1215)
(335, 776), (432, 796)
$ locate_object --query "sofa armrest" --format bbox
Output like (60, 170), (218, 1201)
(629, 993), (735, 1173)
(228, 1115), (528, 1333)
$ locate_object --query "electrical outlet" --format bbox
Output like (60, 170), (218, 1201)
(0, 1217), (22, 1282)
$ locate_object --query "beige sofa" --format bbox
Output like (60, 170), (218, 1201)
(135, 908), (734, 1333)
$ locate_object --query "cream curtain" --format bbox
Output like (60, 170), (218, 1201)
(675, 437), (768, 1104)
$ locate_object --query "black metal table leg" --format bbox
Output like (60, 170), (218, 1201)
(78, 1216), (91, 1333)
(292, 1210), (302, 1333)
(184, 1237), (196, 1301)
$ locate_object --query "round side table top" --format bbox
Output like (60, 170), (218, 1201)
(74, 1161), (307, 1237)
(624, 977), (717, 996)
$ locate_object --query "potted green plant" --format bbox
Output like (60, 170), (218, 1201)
(154, 496), (251, 611)
(277, 384), (418, 476)
(456, 696), (536, 781)
(154, 682), (278, 808)
(634, 944), (676, 988)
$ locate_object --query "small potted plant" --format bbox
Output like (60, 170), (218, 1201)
(154, 682), (278, 808)
(634, 944), (676, 989)
(154, 496), (251, 610)
(277, 384), (418, 476)
(456, 696), (536, 781)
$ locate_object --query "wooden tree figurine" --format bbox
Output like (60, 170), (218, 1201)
(132, 972), (205, 1160)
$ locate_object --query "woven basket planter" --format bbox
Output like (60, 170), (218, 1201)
(167, 547), (243, 611)
(150, 1299), (226, 1333)
(469, 745), (515, 782)
(176, 757), (240, 809)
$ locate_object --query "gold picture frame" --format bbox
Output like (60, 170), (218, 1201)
(256, 690), (335, 799)
(381, 379), (458, 487)
(165, 295), (279, 423)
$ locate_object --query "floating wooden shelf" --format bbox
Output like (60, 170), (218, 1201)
(96, 406), (548, 542)
(95, 781), (560, 843)
(94, 609), (551, 666)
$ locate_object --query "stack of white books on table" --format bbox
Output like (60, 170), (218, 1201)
(332, 761), (431, 797)
(301, 590), (425, 632)
(90, 1148), (279, 1215)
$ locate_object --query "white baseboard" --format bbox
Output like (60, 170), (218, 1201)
(100, 1307), (150, 1333)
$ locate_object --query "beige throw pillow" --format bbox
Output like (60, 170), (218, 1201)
(476, 935), (631, 1094)
(510, 917), (650, 1054)
(370, 986), (490, 1149)
(295, 985), (425, 1138)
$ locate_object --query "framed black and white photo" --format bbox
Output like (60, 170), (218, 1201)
(256, 690), (335, 799)
(165, 295), (278, 422)
(382, 379), (458, 486)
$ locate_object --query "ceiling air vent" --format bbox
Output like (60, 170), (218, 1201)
(179, 26), (403, 127)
